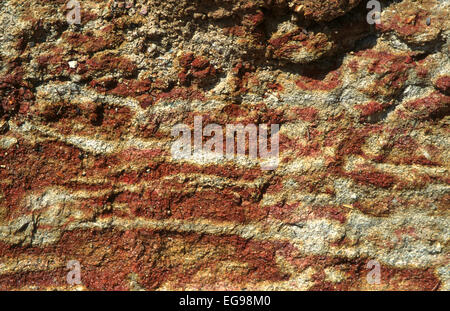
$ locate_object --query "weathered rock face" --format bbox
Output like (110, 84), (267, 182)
(0, 0), (449, 290)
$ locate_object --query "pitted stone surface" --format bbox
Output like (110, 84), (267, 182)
(0, 0), (448, 290)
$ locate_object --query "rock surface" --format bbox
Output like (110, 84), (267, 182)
(0, 0), (449, 290)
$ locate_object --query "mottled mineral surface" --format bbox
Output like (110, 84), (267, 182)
(0, 0), (449, 290)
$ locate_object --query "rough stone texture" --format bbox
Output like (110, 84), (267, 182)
(0, 0), (449, 290)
